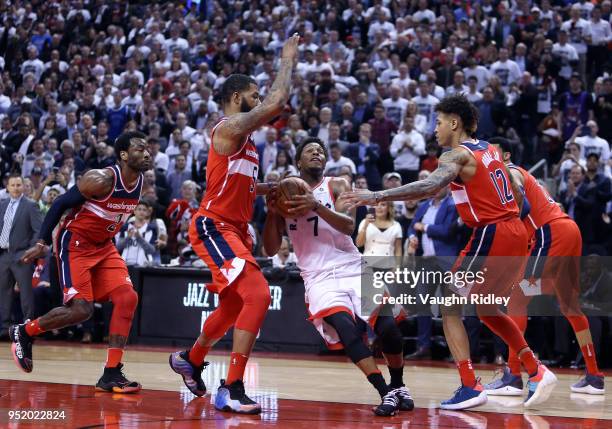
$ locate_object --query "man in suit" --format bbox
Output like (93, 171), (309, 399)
(346, 123), (382, 190)
(0, 174), (42, 338)
(405, 186), (459, 359)
(561, 158), (611, 253)
(493, 10), (519, 47)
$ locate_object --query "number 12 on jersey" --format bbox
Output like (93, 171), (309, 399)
(490, 168), (514, 205)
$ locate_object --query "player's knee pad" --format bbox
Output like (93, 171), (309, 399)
(375, 317), (403, 355)
(565, 314), (590, 333)
(324, 312), (371, 363)
(109, 287), (138, 337)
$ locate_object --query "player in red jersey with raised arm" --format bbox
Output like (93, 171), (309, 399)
(11, 131), (150, 393)
(168, 34), (300, 415)
(344, 95), (557, 410)
(483, 138), (604, 396)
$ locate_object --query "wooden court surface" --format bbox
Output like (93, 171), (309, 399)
(0, 342), (610, 428)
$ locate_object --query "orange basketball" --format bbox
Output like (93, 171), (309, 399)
(276, 176), (309, 218)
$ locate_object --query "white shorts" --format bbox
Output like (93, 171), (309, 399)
(304, 264), (405, 349)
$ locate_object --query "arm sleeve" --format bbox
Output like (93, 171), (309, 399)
(39, 185), (86, 245)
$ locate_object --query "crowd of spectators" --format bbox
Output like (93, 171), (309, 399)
(0, 0), (610, 361)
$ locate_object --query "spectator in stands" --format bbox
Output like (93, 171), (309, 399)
(326, 123), (349, 154)
(390, 115), (426, 184)
(324, 143), (356, 177)
(356, 201), (402, 269)
(266, 149), (298, 178)
(369, 103), (397, 175)
(406, 187), (459, 359)
(270, 236), (298, 269)
(167, 154), (191, 200)
(568, 120), (610, 174)
(559, 73), (594, 141)
(560, 160), (610, 253)
(116, 201), (159, 267)
(346, 123), (381, 190)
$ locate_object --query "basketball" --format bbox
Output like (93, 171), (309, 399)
(276, 176), (309, 218)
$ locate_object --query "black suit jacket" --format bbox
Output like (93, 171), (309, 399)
(494, 21), (519, 46)
(346, 142), (382, 189)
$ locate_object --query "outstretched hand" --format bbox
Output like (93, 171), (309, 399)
(281, 33), (300, 63)
(341, 189), (379, 209)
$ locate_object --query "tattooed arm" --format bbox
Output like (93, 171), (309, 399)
(343, 148), (469, 207)
(214, 35), (300, 156)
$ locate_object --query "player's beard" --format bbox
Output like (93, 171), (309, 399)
(240, 97), (251, 113)
(304, 165), (323, 178)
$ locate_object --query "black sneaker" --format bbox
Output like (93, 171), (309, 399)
(214, 379), (261, 414)
(9, 323), (33, 373)
(390, 385), (414, 411)
(95, 363), (142, 394)
(169, 350), (209, 396)
(374, 390), (400, 416)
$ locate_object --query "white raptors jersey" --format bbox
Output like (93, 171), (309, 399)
(286, 177), (362, 282)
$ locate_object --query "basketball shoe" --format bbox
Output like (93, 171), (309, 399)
(169, 351), (209, 396)
(524, 364), (557, 408)
(374, 390), (401, 416)
(9, 322), (33, 373)
(484, 367), (524, 396)
(214, 379), (261, 414)
(440, 379), (487, 410)
(389, 385), (414, 411)
(570, 372), (605, 395)
(95, 363), (141, 394)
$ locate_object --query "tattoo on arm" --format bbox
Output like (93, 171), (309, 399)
(381, 150), (463, 202)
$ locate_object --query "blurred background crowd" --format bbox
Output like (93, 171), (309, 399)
(0, 0), (610, 366)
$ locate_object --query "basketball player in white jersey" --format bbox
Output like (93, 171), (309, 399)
(263, 137), (413, 417)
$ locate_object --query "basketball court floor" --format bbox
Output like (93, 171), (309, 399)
(1, 342), (610, 428)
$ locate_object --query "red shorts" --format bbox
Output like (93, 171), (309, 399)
(453, 217), (529, 296)
(55, 230), (132, 304)
(522, 217), (581, 296)
(189, 214), (258, 294)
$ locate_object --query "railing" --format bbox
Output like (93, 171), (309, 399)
(528, 158), (548, 181)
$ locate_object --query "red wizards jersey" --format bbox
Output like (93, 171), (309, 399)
(508, 163), (567, 234)
(198, 118), (259, 225)
(60, 165), (143, 244)
(450, 141), (519, 228)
